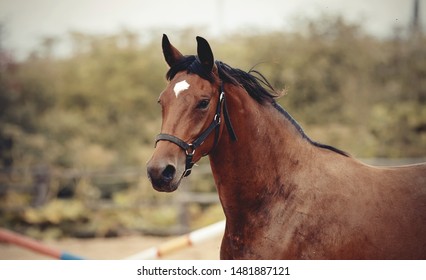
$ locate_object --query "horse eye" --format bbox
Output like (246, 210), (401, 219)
(196, 99), (210, 110)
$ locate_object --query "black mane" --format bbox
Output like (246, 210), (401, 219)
(166, 56), (278, 104)
(166, 55), (349, 157)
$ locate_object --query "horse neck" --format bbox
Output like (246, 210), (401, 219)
(209, 85), (314, 211)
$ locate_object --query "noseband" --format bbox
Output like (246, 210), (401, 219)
(155, 84), (237, 177)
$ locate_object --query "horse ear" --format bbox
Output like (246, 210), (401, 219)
(162, 34), (184, 67)
(196, 36), (214, 72)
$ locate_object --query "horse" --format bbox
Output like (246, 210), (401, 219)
(146, 34), (426, 259)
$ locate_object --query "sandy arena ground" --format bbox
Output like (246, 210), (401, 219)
(0, 234), (222, 260)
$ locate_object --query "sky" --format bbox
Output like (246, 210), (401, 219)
(0, 0), (424, 59)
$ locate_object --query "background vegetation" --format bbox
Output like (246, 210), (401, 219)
(1, 16), (425, 239)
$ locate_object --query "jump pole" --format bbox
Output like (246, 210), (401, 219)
(0, 228), (85, 260)
(125, 220), (225, 259)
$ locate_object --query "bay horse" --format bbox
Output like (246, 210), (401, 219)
(146, 34), (426, 259)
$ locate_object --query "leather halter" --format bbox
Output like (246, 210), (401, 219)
(155, 83), (237, 177)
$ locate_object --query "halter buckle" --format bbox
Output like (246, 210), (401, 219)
(214, 113), (221, 124)
(219, 91), (225, 102)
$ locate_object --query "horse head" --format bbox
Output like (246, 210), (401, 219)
(146, 35), (224, 192)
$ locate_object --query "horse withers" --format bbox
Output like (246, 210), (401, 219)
(146, 35), (426, 259)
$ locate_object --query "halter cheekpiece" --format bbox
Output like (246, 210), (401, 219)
(155, 83), (237, 178)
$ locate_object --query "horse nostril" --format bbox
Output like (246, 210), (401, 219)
(162, 164), (176, 182)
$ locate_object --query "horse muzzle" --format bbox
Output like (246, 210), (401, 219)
(146, 150), (185, 192)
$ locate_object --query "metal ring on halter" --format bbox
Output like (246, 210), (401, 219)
(186, 144), (195, 156)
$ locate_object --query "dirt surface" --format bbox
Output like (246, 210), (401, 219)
(0, 234), (222, 260)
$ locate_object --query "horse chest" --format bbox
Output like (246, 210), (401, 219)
(220, 201), (305, 259)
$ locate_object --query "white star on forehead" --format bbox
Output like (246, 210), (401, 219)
(173, 80), (190, 98)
